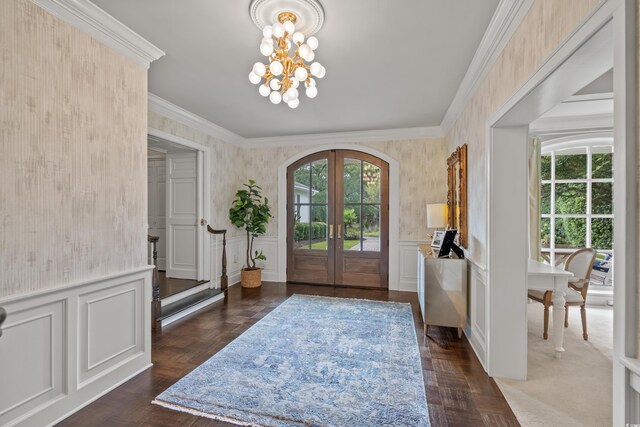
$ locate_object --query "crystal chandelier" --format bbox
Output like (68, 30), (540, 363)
(248, 12), (326, 108)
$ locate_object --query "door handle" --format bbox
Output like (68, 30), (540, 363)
(337, 224), (342, 239)
(329, 224), (334, 239)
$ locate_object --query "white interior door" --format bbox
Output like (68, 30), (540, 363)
(166, 152), (198, 279)
(148, 158), (167, 270)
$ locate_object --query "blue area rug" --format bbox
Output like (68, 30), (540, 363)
(153, 294), (429, 426)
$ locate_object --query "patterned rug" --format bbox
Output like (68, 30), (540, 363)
(153, 294), (429, 426)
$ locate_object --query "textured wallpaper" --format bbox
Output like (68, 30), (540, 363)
(147, 111), (448, 242)
(0, 0), (148, 298)
(148, 111), (245, 238)
(445, 0), (602, 267)
(243, 139), (448, 241)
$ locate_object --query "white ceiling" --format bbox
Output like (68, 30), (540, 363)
(93, 0), (499, 138)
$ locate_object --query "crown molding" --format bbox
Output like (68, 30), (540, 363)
(243, 126), (445, 148)
(148, 93), (245, 146)
(31, 0), (164, 68)
(440, 0), (535, 133)
(148, 94), (443, 148)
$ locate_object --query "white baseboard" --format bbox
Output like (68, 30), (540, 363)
(0, 267), (153, 427)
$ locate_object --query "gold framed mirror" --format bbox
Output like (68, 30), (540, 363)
(447, 144), (467, 248)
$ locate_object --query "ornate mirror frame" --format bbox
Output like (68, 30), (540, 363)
(447, 144), (468, 248)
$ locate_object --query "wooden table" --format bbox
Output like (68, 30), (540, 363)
(528, 259), (573, 358)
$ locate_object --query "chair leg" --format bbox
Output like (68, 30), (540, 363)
(564, 306), (569, 328)
(581, 305), (588, 341)
(543, 304), (549, 340)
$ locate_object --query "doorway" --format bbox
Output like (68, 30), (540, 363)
(147, 130), (212, 300)
(286, 150), (389, 288)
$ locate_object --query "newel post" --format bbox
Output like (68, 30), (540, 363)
(148, 235), (161, 330)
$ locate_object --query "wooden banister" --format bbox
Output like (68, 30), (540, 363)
(148, 235), (161, 330)
(0, 307), (6, 338)
(207, 226), (228, 295)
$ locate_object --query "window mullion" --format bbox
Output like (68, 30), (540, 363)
(550, 151), (556, 265)
(586, 146), (592, 248)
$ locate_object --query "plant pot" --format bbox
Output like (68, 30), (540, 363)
(241, 268), (262, 288)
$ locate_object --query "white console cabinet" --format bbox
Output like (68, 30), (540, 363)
(417, 245), (467, 337)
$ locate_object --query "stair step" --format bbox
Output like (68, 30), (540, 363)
(158, 288), (225, 321)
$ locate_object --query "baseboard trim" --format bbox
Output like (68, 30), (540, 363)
(46, 363), (153, 427)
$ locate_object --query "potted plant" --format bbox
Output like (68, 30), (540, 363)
(229, 180), (273, 288)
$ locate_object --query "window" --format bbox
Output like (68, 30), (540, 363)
(541, 142), (613, 286)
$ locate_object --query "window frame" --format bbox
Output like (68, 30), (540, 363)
(540, 135), (614, 291)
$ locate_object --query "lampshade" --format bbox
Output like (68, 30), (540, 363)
(426, 203), (447, 228)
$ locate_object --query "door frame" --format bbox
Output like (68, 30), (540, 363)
(278, 144), (400, 289)
(484, 1), (638, 423)
(148, 127), (211, 283)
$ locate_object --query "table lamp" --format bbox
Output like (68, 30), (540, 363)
(427, 203), (447, 229)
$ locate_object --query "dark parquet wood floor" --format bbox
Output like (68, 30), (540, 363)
(57, 282), (519, 427)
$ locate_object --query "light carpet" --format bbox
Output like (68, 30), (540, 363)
(153, 294), (430, 426)
(497, 303), (613, 426)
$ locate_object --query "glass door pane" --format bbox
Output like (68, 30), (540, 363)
(292, 159), (329, 252)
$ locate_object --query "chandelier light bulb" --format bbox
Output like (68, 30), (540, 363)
(288, 98), (300, 109)
(294, 67), (308, 82)
(291, 78), (300, 89)
(307, 36), (319, 50)
(304, 51), (315, 62)
(253, 62), (266, 77)
(270, 60), (284, 76)
(272, 22), (285, 38)
(283, 20), (295, 35)
(298, 44), (312, 59)
(260, 42), (273, 56)
(269, 91), (282, 104)
(286, 87), (299, 100)
(262, 25), (273, 39)
(269, 78), (281, 90)
(259, 84), (271, 97)
(282, 92), (290, 103)
(262, 37), (273, 45)
(292, 32), (304, 45)
(248, 72), (261, 84)
(317, 66), (326, 78)
(310, 62), (322, 77)
(306, 86), (318, 98)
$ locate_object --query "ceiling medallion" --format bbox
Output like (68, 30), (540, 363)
(248, 0), (326, 108)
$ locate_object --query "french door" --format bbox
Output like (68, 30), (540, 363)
(287, 150), (389, 288)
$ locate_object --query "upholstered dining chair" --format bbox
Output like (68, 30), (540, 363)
(528, 248), (597, 341)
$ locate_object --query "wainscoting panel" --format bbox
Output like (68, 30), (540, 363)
(78, 278), (146, 388)
(466, 260), (488, 370)
(0, 267), (153, 427)
(254, 236), (279, 282)
(398, 241), (428, 292)
(0, 300), (65, 425)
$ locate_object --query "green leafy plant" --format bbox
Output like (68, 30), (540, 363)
(229, 180), (273, 270)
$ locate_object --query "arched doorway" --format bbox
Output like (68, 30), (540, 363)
(286, 150), (389, 288)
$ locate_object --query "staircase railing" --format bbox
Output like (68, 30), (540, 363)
(0, 307), (6, 338)
(207, 226), (228, 296)
(148, 235), (161, 330)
